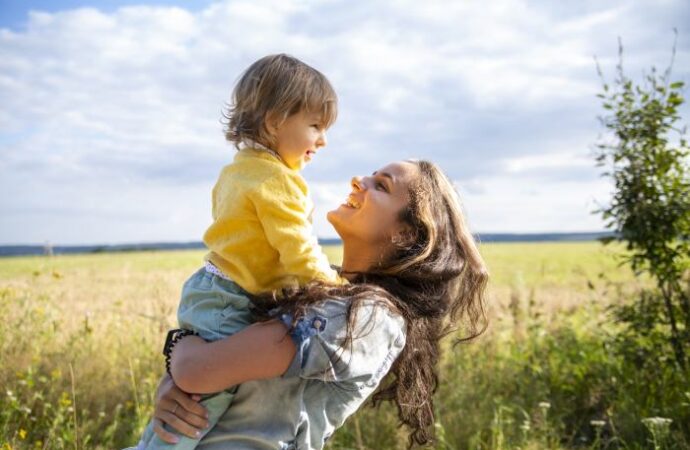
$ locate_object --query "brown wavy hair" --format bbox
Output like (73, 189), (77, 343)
(252, 160), (488, 448)
(222, 54), (338, 149)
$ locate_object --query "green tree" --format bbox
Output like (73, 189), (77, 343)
(595, 37), (690, 369)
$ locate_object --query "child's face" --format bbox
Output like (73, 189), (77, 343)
(269, 110), (328, 170)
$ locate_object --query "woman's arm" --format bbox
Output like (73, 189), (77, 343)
(170, 319), (297, 394)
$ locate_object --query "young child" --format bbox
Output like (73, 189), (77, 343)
(133, 54), (345, 450)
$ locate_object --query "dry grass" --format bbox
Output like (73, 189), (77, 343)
(3, 242), (665, 450)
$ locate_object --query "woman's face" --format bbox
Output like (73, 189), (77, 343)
(327, 161), (419, 250)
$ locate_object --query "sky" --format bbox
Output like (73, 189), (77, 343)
(1, 0), (689, 245)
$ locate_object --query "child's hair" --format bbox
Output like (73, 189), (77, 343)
(223, 54), (338, 149)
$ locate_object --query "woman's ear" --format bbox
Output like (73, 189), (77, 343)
(391, 226), (415, 247)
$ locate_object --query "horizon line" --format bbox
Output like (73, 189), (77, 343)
(0, 231), (616, 257)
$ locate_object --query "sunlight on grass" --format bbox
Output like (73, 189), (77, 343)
(1, 243), (686, 449)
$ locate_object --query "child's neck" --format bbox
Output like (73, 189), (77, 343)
(240, 140), (286, 165)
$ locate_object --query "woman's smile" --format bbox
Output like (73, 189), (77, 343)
(344, 194), (361, 209)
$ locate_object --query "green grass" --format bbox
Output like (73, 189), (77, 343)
(1, 243), (688, 449)
(479, 241), (634, 287)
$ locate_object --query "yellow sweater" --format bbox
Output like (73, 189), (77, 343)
(203, 148), (344, 294)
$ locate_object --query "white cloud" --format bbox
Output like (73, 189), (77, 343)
(0, 0), (688, 244)
(458, 175), (611, 233)
(501, 152), (592, 174)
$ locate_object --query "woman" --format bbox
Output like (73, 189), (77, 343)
(148, 160), (488, 449)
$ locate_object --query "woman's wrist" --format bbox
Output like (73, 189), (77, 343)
(163, 329), (200, 378)
(169, 334), (207, 390)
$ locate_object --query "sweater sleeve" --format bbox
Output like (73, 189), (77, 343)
(250, 170), (346, 286)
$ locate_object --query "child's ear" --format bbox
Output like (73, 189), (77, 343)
(264, 111), (280, 136)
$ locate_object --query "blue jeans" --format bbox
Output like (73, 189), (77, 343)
(136, 267), (253, 450)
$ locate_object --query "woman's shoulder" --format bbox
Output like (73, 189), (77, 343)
(308, 295), (406, 342)
(281, 294), (406, 383)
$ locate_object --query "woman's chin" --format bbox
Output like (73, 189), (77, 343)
(327, 207), (349, 233)
(326, 208), (339, 225)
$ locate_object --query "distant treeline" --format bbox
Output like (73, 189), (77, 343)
(0, 232), (615, 257)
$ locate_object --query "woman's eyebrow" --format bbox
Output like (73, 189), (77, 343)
(372, 171), (394, 181)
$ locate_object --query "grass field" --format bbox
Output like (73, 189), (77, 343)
(1, 242), (688, 449)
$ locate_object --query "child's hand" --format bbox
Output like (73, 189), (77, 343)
(152, 375), (209, 443)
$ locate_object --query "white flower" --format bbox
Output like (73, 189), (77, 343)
(642, 417), (673, 427)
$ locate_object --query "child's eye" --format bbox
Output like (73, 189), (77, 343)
(376, 182), (388, 192)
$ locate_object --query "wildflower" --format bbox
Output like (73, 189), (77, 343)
(642, 417), (673, 449)
(538, 402), (551, 410)
(59, 392), (72, 408)
(590, 420), (606, 428)
(18, 429), (27, 440)
(642, 417), (673, 427)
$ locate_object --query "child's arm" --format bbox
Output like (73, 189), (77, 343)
(252, 171), (346, 285)
(170, 320), (296, 394)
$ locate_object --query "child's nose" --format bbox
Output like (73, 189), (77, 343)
(317, 130), (327, 148)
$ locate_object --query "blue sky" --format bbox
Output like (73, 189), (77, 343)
(0, 1), (213, 29)
(1, 0), (689, 245)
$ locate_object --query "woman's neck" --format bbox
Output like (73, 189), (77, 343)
(340, 241), (384, 280)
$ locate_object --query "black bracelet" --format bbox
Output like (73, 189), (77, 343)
(163, 329), (198, 376)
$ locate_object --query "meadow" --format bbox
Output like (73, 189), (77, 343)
(1, 242), (688, 449)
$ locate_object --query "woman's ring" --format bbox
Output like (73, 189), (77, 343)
(172, 403), (178, 415)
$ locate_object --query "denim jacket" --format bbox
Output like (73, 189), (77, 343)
(197, 297), (406, 450)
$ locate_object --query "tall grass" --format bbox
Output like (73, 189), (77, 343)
(1, 244), (688, 449)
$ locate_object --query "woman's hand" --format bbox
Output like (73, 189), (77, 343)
(152, 374), (209, 443)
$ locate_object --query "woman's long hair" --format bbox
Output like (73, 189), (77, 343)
(252, 160), (488, 448)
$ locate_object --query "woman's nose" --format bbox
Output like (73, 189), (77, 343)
(351, 176), (363, 191)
